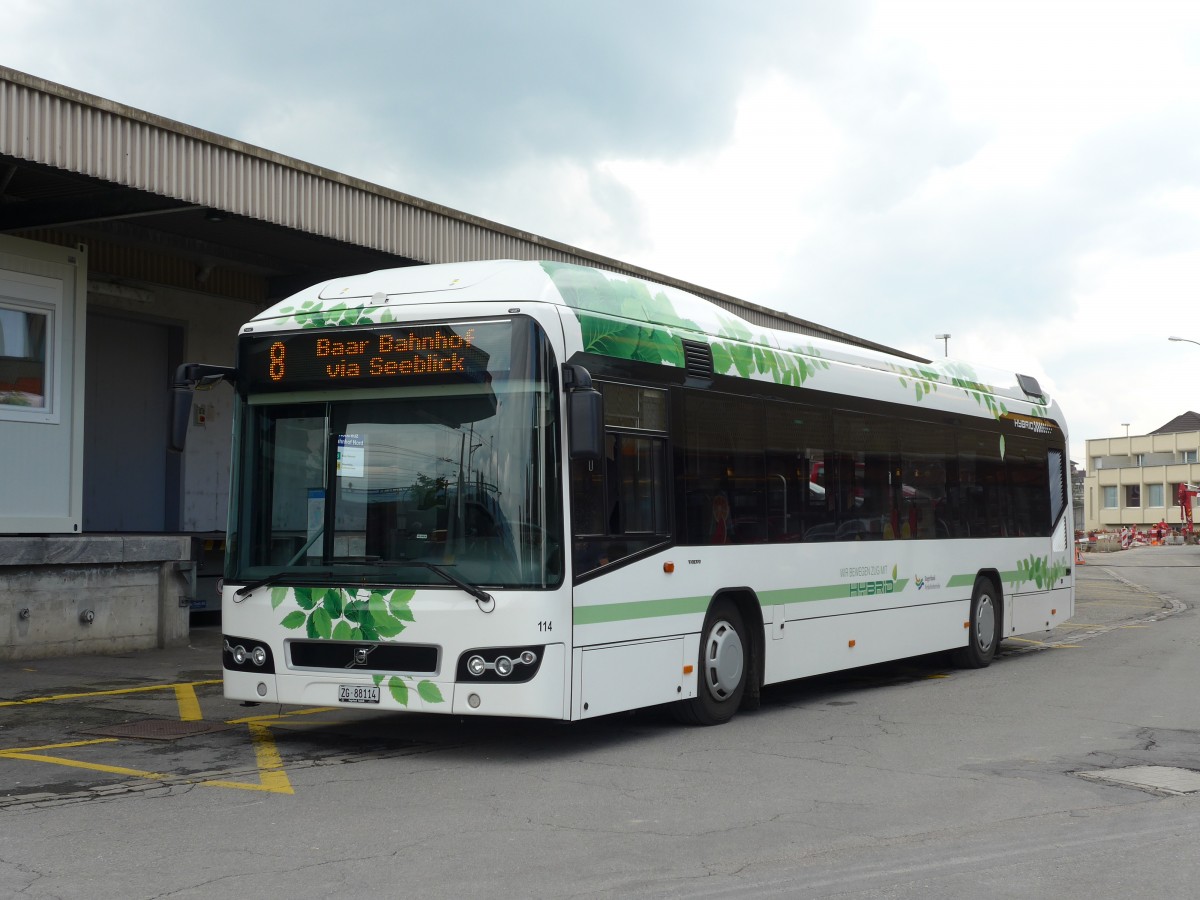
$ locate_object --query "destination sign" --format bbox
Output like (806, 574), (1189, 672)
(239, 322), (497, 393)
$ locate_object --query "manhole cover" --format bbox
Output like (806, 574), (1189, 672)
(1078, 765), (1200, 795)
(80, 719), (235, 741)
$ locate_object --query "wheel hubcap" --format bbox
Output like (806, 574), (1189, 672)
(704, 619), (744, 700)
(976, 595), (996, 652)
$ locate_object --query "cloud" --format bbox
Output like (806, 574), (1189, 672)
(6, 0), (1200, 465)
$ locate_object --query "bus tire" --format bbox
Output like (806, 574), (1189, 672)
(675, 599), (747, 726)
(951, 577), (999, 669)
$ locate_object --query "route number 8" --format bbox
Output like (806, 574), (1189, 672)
(269, 341), (286, 381)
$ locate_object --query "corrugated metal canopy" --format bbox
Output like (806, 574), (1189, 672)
(0, 64), (924, 362)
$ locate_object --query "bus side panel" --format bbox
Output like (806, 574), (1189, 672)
(574, 637), (698, 719)
(763, 599), (970, 685)
(1010, 587), (1073, 637)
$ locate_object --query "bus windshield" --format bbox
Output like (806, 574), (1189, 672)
(226, 317), (563, 590)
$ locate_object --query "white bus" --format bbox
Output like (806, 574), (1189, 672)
(176, 260), (1073, 725)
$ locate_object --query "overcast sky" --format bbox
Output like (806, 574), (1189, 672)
(5, 0), (1200, 464)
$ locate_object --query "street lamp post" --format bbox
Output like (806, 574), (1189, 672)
(934, 333), (950, 357)
(1168, 335), (1200, 347)
(1122, 422), (1130, 438)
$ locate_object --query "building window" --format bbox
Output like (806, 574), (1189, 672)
(1134, 454), (1145, 466)
(1183, 450), (1198, 464)
(1103, 486), (1118, 508)
(0, 301), (51, 414)
(1148, 483), (1164, 507)
(1125, 485), (1141, 507)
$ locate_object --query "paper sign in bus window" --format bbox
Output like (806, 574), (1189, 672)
(336, 434), (365, 477)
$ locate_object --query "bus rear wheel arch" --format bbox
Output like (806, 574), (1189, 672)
(951, 574), (1002, 668)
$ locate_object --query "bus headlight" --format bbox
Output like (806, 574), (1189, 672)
(456, 646), (544, 683)
(223, 635), (276, 674)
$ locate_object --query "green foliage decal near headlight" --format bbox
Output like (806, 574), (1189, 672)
(270, 586), (444, 706)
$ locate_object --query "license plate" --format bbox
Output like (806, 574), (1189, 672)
(338, 684), (380, 704)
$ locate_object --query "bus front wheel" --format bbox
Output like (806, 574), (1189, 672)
(951, 578), (999, 669)
(675, 599), (747, 726)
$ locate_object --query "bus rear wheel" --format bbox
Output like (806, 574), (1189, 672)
(951, 578), (999, 669)
(675, 599), (747, 726)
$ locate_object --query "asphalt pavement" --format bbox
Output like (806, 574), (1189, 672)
(0, 544), (1192, 810)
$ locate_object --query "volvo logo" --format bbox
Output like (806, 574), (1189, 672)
(345, 645), (376, 668)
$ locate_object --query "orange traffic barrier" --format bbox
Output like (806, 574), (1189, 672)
(1075, 545), (1086, 565)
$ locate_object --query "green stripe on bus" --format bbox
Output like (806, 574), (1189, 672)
(574, 595), (712, 625)
(575, 579), (911, 626)
(947, 571), (1028, 588)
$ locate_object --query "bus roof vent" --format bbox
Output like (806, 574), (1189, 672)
(1016, 373), (1045, 402)
(681, 339), (714, 379)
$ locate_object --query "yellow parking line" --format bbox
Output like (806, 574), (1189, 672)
(0, 730), (294, 795)
(0, 680), (222, 708)
(174, 684), (203, 722)
(228, 707), (332, 725)
(1006, 637), (1080, 648)
(2, 738), (117, 753)
(201, 725), (293, 794)
(0, 739), (167, 780)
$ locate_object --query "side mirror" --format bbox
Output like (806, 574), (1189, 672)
(563, 364), (603, 462)
(170, 363), (237, 451)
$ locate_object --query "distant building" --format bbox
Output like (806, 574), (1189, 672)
(1082, 412), (1200, 532)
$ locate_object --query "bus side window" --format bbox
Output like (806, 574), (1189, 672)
(570, 383), (670, 577)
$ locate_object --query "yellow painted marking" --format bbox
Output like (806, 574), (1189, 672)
(202, 725), (294, 794)
(0, 680), (221, 708)
(3, 738), (117, 753)
(0, 739), (168, 779)
(0, 683), (294, 795)
(173, 684), (203, 722)
(1006, 637), (1080, 648)
(228, 706), (332, 725)
(1, 728), (293, 795)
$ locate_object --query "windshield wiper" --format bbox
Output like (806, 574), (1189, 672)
(234, 569), (335, 599)
(382, 560), (494, 611)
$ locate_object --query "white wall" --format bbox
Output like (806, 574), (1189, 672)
(0, 235), (87, 534)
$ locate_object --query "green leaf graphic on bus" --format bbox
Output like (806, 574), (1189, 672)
(374, 674), (444, 707)
(888, 361), (1010, 419)
(578, 312), (684, 367)
(274, 587), (444, 705)
(272, 297), (387, 330)
(274, 587), (412, 644)
(1014, 555), (1068, 589)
